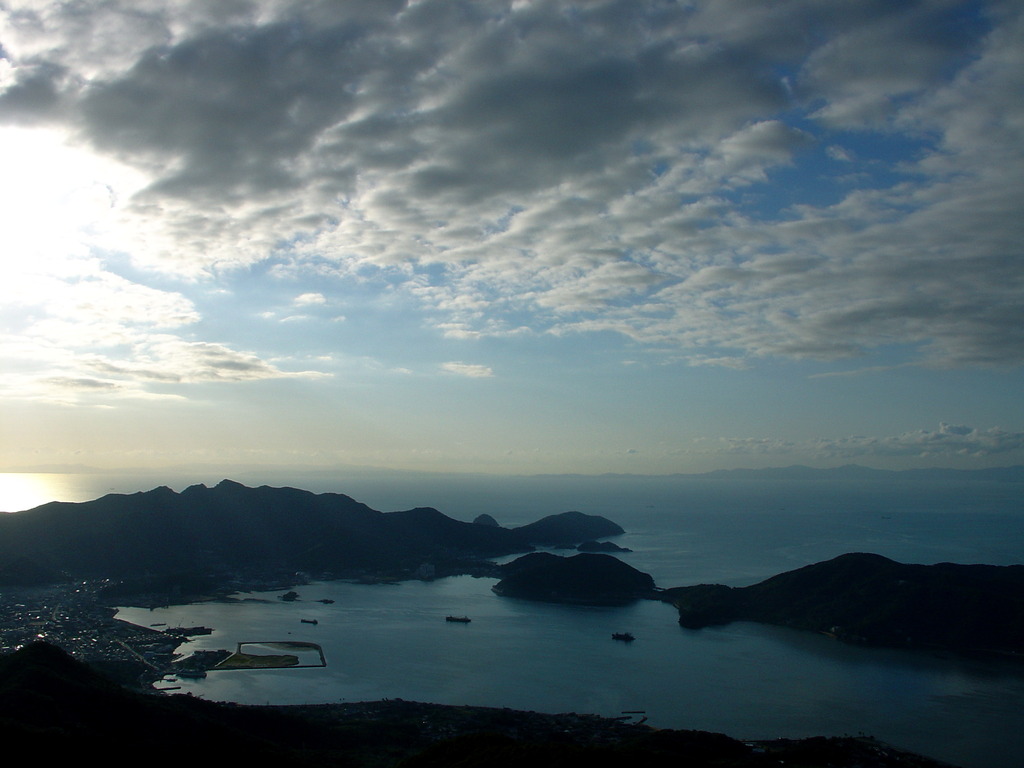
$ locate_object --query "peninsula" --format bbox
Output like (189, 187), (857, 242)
(661, 552), (1024, 656)
(0, 480), (625, 595)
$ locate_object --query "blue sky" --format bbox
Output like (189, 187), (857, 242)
(1, 0), (1022, 475)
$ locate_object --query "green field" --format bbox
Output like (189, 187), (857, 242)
(217, 652), (300, 669)
(214, 641), (325, 670)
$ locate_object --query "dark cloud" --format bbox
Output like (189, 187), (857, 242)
(43, 376), (120, 390)
(79, 20), (372, 200)
(799, 0), (990, 126)
(0, 58), (70, 123)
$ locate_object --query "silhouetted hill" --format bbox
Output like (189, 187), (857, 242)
(577, 540), (632, 553)
(493, 553), (655, 605)
(509, 510), (624, 546)
(662, 553), (1024, 655)
(0, 481), (623, 586)
(0, 643), (336, 765)
(0, 643), (953, 768)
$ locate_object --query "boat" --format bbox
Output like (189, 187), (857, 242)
(445, 615), (471, 623)
(612, 632), (635, 642)
(300, 618), (318, 625)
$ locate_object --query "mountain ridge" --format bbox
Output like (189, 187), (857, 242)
(0, 481), (625, 587)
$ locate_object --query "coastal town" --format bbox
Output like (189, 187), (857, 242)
(0, 579), (234, 685)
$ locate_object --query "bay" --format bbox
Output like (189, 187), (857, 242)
(119, 574), (1024, 768)
(2, 470), (1022, 768)
(111, 474), (1023, 768)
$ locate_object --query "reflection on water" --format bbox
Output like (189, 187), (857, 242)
(0, 472), (182, 513)
(0, 473), (80, 513)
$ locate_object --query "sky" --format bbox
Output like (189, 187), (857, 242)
(0, 0), (1022, 476)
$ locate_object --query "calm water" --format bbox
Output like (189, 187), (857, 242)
(118, 576), (1024, 768)
(3, 471), (1023, 768)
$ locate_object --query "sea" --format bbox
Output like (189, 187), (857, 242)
(3, 469), (1024, 768)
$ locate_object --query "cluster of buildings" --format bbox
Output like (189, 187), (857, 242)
(0, 581), (183, 684)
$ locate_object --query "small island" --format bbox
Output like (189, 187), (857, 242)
(493, 552), (655, 605)
(508, 510), (625, 547)
(576, 539), (632, 553)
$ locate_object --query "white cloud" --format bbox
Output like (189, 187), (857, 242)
(0, 252), (327, 403)
(709, 120), (814, 181)
(85, 338), (330, 384)
(294, 292), (326, 306)
(826, 145), (854, 162)
(441, 362), (494, 378)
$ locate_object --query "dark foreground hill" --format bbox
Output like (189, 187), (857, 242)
(0, 480), (623, 587)
(0, 642), (955, 768)
(661, 552), (1024, 656)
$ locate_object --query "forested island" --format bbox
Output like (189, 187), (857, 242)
(492, 552), (655, 605)
(661, 552), (1024, 657)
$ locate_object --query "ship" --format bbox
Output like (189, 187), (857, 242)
(611, 632), (635, 642)
(445, 615), (471, 623)
(301, 618), (319, 625)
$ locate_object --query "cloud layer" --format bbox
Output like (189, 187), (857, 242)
(711, 423), (1024, 460)
(2, 0), (1021, 377)
(1, 1), (1022, 473)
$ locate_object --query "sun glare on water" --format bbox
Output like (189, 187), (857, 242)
(0, 474), (79, 513)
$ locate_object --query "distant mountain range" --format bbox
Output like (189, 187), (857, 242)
(7, 462), (1023, 483)
(0, 480), (622, 587)
(694, 464), (1024, 482)
(563, 464), (1024, 482)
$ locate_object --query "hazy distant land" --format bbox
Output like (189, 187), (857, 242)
(6, 462), (1023, 483)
